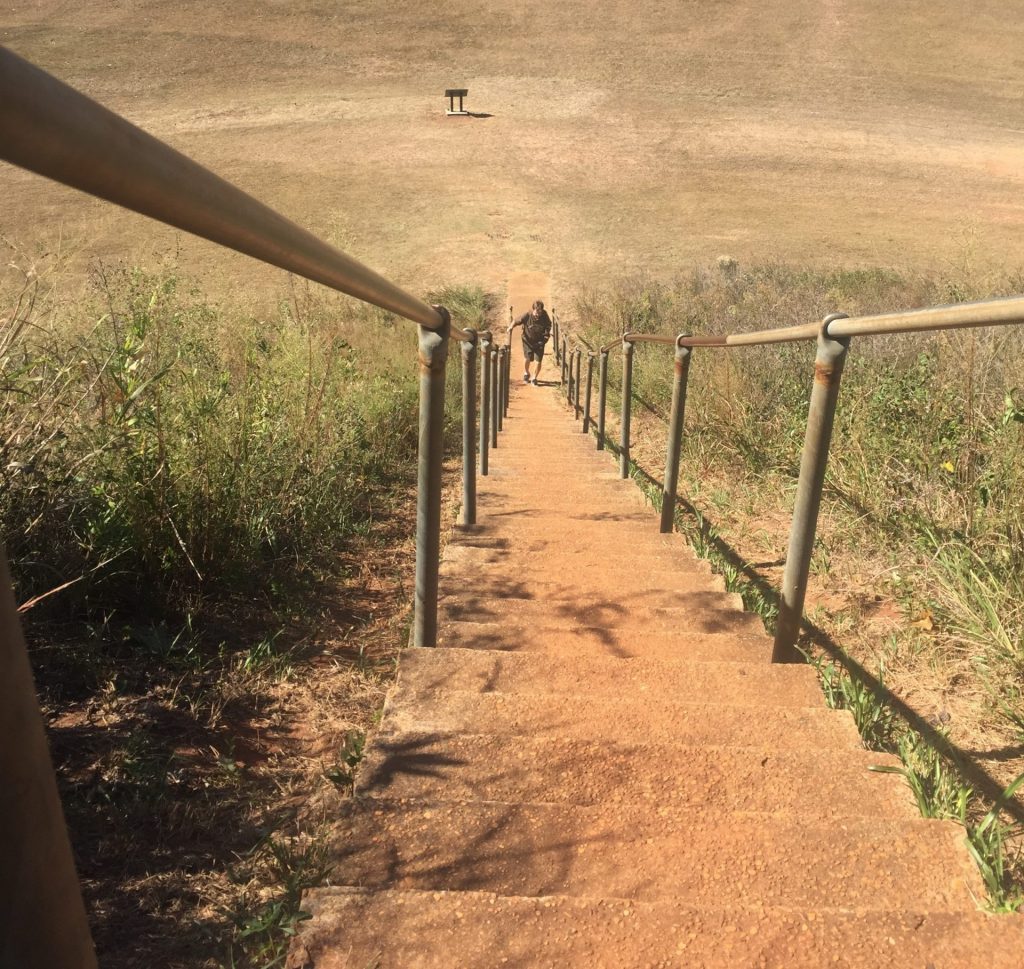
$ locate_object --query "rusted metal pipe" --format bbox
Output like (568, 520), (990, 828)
(583, 352), (595, 433)
(460, 329), (478, 526)
(772, 315), (850, 663)
(674, 294), (1024, 351)
(0, 47), (444, 331)
(620, 339), (635, 478)
(414, 310), (451, 647)
(597, 350), (609, 450)
(490, 346), (499, 448)
(660, 338), (692, 533)
(826, 295), (1024, 339)
(624, 332), (678, 346)
(0, 545), (98, 967)
(479, 336), (491, 476)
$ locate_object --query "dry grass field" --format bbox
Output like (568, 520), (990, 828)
(2, 0), (1024, 298)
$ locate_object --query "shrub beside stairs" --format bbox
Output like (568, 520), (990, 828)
(288, 362), (1024, 967)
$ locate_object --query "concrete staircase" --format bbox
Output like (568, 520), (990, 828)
(288, 352), (1024, 967)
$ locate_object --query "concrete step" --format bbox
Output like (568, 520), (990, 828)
(439, 570), (726, 598)
(479, 520), (685, 541)
(326, 799), (981, 910)
(397, 647), (822, 704)
(383, 689), (863, 749)
(475, 506), (658, 529)
(358, 730), (916, 819)
(438, 591), (762, 634)
(449, 526), (692, 550)
(439, 555), (713, 583)
(443, 535), (705, 569)
(291, 888), (1024, 969)
(435, 621), (772, 661)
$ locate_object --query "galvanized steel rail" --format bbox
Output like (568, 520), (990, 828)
(569, 299), (1024, 668)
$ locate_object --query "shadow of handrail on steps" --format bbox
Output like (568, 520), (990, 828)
(593, 438), (1024, 817)
(661, 493), (1024, 824)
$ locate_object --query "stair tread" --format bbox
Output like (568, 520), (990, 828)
(325, 798), (981, 909)
(383, 689), (864, 748)
(438, 595), (761, 632)
(292, 888), (1024, 969)
(358, 729), (916, 818)
(436, 621), (773, 660)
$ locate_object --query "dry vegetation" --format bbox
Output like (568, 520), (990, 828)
(1, 251), (493, 966)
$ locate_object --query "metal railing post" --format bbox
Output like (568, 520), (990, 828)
(495, 347), (505, 432)
(620, 338), (635, 477)
(561, 336), (568, 384)
(552, 315), (560, 364)
(566, 347), (574, 404)
(479, 336), (491, 476)
(583, 352), (595, 433)
(460, 329), (478, 526)
(503, 340), (511, 417)
(490, 345), (499, 447)
(0, 545), (97, 967)
(660, 337), (692, 533)
(772, 315), (850, 663)
(414, 309), (450, 647)
(573, 349), (583, 417)
(597, 349), (609, 450)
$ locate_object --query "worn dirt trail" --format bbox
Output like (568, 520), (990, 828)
(287, 320), (1024, 966)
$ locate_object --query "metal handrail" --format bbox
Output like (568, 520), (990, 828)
(590, 296), (1024, 667)
(678, 294), (1024, 348)
(0, 46), (473, 336)
(624, 332), (679, 346)
(0, 48), (513, 962)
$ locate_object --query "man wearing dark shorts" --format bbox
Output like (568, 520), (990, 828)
(508, 300), (552, 384)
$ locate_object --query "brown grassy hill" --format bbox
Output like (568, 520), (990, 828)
(2, 0), (1023, 297)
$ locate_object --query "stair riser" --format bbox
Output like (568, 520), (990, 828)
(398, 648), (823, 703)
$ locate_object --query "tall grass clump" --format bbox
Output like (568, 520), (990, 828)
(2, 261), (496, 963)
(2, 266), (421, 615)
(2, 265), (493, 681)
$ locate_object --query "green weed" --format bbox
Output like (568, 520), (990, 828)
(226, 831), (334, 967)
(323, 729), (367, 792)
(966, 773), (1024, 912)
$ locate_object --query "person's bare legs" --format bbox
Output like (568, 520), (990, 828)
(531, 357), (543, 383)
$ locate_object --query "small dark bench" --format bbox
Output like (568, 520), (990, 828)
(445, 88), (468, 115)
